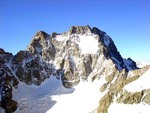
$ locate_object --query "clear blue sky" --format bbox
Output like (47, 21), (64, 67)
(0, 0), (150, 61)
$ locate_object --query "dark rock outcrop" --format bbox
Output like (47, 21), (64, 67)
(69, 25), (92, 34)
(12, 50), (55, 85)
(0, 49), (18, 113)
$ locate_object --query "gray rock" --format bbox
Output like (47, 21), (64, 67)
(0, 49), (18, 113)
(68, 25), (92, 34)
(142, 90), (150, 105)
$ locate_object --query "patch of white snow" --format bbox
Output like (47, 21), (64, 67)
(124, 69), (150, 92)
(77, 35), (99, 54)
(13, 75), (107, 113)
(108, 102), (150, 113)
(47, 79), (107, 113)
(13, 76), (74, 113)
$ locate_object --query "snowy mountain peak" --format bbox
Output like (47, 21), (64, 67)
(23, 25), (139, 88)
(26, 25), (139, 72)
(0, 25), (145, 113)
(68, 25), (112, 47)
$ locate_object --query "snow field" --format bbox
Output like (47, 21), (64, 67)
(13, 75), (107, 113)
(47, 77), (107, 113)
(124, 69), (150, 92)
(108, 102), (150, 113)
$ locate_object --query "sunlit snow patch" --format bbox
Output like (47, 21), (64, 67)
(13, 75), (107, 113)
(13, 76), (74, 113)
(77, 34), (99, 54)
(124, 69), (150, 92)
(46, 77), (107, 113)
(108, 102), (150, 113)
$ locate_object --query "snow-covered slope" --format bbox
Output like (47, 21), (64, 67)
(13, 76), (72, 113)
(47, 78), (107, 113)
(108, 102), (150, 113)
(124, 69), (150, 92)
(13, 76), (107, 113)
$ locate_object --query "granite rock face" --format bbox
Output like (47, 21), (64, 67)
(68, 25), (92, 34)
(97, 65), (150, 113)
(12, 51), (54, 86)
(1, 25), (146, 113)
(26, 25), (136, 88)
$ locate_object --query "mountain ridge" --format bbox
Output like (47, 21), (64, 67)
(0, 25), (149, 113)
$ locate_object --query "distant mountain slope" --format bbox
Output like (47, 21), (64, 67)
(136, 60), (150, 68)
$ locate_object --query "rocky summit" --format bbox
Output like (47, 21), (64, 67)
(0, 25), (150, 113)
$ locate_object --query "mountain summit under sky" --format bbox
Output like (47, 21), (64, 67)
(0, 26), (150, 113)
